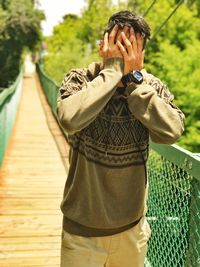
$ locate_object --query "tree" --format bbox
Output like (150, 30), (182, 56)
(0, 0), (44, 87)
(44, 0), (117, 83)
(43, 0), (200, 152)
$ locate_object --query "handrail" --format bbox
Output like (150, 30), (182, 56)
(36, 63), (58, 90)
(36, 63), (59, 117)
(0, 71), (22, 106)
(150, 142), (200, 181)
(0, 69), (23, 167)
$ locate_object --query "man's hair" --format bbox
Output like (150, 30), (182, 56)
(104, 10), (151, 49)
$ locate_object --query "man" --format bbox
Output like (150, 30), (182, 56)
(57, 10), (184, 267)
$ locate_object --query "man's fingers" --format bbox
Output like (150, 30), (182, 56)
(137, 33), (144, 53)
(122, 26), (130, 38)
(116, 26), (130, 43)
(129, 28), (137, 54)
(103, 32), (108, 46)
(109, 24), (118, 45)
(129, 28), (136, 43)
(141, 50), (145, 65)
(121, 32), (133, 56)
(103, 32), (109, 52)
(117, 40), (128, 58)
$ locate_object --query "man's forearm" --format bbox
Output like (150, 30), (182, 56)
(127, 84), (184, 144)
(57, 58), (123, 135)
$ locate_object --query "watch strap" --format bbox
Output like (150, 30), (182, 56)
(121, 70), (143, 87)
(121, 74), (132, 86)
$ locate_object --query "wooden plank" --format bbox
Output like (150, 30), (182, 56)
(0, 249), (60, 259)
(0, 210), (61, 215)
(0, 235), (59, 245)
(0, 67), (68, 267)
(0, 256), (60, 267)
(0, 195), (62, 200)
(0, 199), (61, 207)
(0, 213), (62, 233)
(0, 188), (63, 194)
(0, 239), (60, 251)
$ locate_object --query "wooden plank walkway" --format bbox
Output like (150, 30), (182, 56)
(0, 68), (68, 266)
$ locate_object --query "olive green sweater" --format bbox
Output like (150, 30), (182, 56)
(57, 58), (184, 237)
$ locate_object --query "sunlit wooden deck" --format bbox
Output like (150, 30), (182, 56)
(0, 69), (68, 266)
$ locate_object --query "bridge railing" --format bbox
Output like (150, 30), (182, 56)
(0, 70), (23, 166)
(146, 143), (199, 267)
(36, 63), (200, 267)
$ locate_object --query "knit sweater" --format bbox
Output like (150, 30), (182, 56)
(57, 58), (184, 237)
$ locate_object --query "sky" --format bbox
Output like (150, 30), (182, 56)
(37, 0), (122, 36)
(38, 0), (87, 36)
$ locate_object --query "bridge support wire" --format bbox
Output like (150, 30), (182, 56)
(151, 0), (185, 40)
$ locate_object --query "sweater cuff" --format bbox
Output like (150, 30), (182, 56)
(87, 62), (101, 80)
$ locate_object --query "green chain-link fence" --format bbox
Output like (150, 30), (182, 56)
(36, 63), (59, 117)
(0, 70), (23, 167)
(37, 63), (200, 267)
(146, 143), (200, 267)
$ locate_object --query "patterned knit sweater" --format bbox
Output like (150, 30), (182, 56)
(57, 58), (184, 236)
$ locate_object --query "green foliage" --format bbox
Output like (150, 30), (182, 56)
(0, 0), (44, 87)
(44, 14), (85, 82)
(145, 39), (200, 151)
(43, 0), (117, 82)
(43, 0), (200, 152)
(141, 0), (200, 152)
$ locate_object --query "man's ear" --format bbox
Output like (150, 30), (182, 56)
(99, 40), (104, 57)
(99, 40), (104, 49)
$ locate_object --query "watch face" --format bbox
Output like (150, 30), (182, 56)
(133, 71), (143, 84)
(122, 70), (143, 86)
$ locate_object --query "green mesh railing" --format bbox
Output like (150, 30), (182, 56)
(36, 64), (67, 140)
(0, 70), (23, 166)
(37, 63), (200, 267)
(36, 63), (59, 117)
(146, 143), (200, 267)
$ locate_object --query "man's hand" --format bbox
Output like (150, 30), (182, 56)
(117, 28), (144, 75)
(99, 25), (123, 69)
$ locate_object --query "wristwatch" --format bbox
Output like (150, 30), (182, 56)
(121, 70), (144, 87)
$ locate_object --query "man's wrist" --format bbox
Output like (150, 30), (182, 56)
(124, 67), (143, 76)
(103, 58), (124, 74)
(121, 70), (144, 87)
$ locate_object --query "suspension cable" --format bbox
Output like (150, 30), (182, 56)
(151, 0), (185, 40)
(143, 0), (157, 17)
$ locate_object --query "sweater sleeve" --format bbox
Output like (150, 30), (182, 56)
(127, 74), (185, 144)
(57, 58), (123, 134)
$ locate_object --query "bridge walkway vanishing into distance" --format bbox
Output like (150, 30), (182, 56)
(0, 61), (68, 266)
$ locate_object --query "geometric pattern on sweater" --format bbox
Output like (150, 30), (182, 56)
(60, 65), (184, 167)
(60, 66), (177, 168)
(68, 90), (149, 168)
(148, 76), (173, 104)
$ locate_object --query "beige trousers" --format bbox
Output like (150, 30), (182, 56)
(60, 216), (151, 267)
